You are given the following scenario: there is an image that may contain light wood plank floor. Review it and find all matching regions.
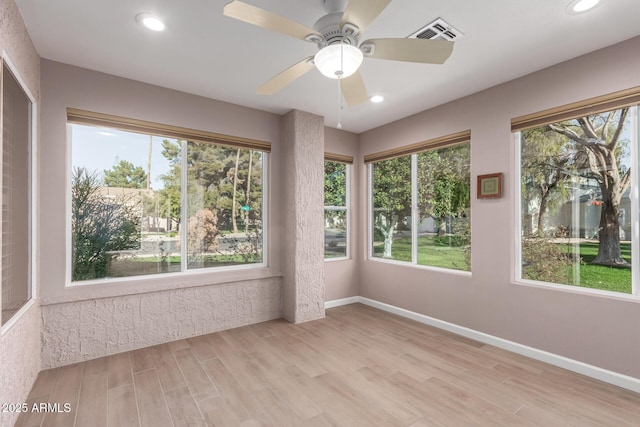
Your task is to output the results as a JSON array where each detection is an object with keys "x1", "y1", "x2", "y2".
[{"x1": 15, "y1": 303, "x2": 640, "y2": 427}]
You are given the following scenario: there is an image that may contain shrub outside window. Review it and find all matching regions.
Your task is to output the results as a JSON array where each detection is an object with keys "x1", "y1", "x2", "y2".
[
  {"x1": 369, "y1": 134, "x2": 471, "y2": 272},
  {"x1": 69, "y1": 115, "x2": 266, "y2": 283},
  {"x1": 517, "y1": 105, "x2": 638, "y2": 295}
]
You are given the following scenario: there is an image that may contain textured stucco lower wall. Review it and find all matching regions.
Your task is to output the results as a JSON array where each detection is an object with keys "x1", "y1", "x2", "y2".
[
  {"x1": 41, "y1": 278, "x2": 281, "y2": 368},
  {"x1": 0, "y1": 303, "x2": 41, "y2": 427}
]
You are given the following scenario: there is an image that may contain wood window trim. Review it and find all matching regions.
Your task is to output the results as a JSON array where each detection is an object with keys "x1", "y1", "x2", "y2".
[
  {"x1": 324, "y1": 152, "x2": 354, "y2": 164},
  {"x1": 364, "y1": 130, "x2": 471, "y2": 164},
  {"x1": 67, "y1": 108, "x2": 271, "y2": 152},
  {"x1": 511, "y1": 86, "x2": 640, "y2": 132}
]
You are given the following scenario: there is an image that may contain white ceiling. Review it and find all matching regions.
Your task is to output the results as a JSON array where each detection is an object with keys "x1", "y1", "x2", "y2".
[{"x1": 14, "y1": 0, "x2": 640, "y2": 133}]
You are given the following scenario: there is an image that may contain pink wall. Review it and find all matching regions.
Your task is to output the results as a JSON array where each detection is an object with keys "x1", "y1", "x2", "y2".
[
  {"x1": 0, "y1": 0, "x2": 41, "y2": 425},
  {"x1": 324, "y1": 126, "x2": 360, "y2": 301},
  {"x1": 357, "y1": 36, "x2": 640, "y2": 379},
  {"x1": 37, "y1": 59, "x2": 358, "y2": 365},
  {"x1": 38, "y1": 60, "x2": 287, "y2": 367},
  {"x1": 13, "y1": 0, "x2": 640, "y2": 391}
]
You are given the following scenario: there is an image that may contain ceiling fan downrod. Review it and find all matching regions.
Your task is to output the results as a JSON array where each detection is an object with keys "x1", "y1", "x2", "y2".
[{"x1": 337, "y1": 42, "x2": 344, "y2": 129}]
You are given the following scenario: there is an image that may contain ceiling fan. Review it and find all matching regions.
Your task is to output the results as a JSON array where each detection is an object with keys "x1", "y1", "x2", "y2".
[{"x1": 223, "y1": 0, "x2": 454, "y2": 107}]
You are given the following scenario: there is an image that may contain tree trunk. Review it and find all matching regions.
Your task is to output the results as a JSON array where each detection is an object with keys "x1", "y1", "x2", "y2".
[
  {"x1": 231, "y1": 149, "x2": 241, "y2": 233},
  {"x1": 146, "y1": 135, "x2": 152, "y2": 190},
  {"x1": 592, "y1": 186, "x2": 627, "y2": 266},
  {"x1": 437, "y1": 219, "x2": 446, "y2": 236},
  {"x1": 245, "y1": 152, "x2": 253, "y2": 233},
  {"x1": 382, "y1": 223, "x2": 395, "y2": 258},
  {"x1": 146, "y1": 136, "x2": 153, "y2": 230},
  {"x1": 375, "y1": 212, "x2": 397, "y2": 258},
  {"x1": 537, "y1": 190, "x2": 549, "y2": 236},
  {"x1": 547, "y1": 109, "x2": 631, "y2": 267}
]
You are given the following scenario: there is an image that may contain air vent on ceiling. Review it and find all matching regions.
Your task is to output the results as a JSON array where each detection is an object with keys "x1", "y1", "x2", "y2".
[{"x1": 408, "y1": 18, "x2": 463, "y2": 42}]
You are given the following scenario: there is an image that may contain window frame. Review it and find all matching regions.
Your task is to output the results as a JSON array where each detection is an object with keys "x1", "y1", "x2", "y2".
[
  {"x1": 512, "y1": 87, "x2": 640, "y2": 300},
  {"x1": 323, "y1": 156, "x2": 351, "y2": 261},
  {"x1": 366, "y1": 131, "x2": 472, "y2": 274},
  {"x1": 65, "y1": 110, "x2": 270, "y2": 286},
  {"x1": 0, "y1": 53, "x2": 38, "y2": 333}
]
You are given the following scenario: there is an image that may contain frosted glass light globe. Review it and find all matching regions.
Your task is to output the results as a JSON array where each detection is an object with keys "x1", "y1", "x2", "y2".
[{"x1": 314, "y1": 44, "x2": 363, "y2": 79}]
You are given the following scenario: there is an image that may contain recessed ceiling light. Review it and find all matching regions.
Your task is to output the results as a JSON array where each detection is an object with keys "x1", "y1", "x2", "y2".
[
  {"x1": 370, "y1": 95, "x2": 384, "y2": 103},
  {"x1": 567, "y1": 0, "x2": 601, "y2": 14},
  {"x1": 136, "y1": 13, "x2": 165, "y2": 31}
]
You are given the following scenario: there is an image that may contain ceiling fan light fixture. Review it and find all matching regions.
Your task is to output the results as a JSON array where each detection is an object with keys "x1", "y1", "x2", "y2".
[{"x1": 314, "y1": 44, "x2": 363, "y2": 79}]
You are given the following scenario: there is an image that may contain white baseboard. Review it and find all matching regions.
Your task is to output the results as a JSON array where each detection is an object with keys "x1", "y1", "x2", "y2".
[
  {"x1": 324, "y1": 296, "x2": 360, "y2": 309},
  {"x1": 325, "y1": 296, "x2": 640, "y2": 393}
]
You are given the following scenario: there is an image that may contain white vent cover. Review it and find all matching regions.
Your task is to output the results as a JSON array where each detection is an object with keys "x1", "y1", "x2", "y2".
[{"x1": 408, "y1": 18, "x2": 463, "y2": 41}]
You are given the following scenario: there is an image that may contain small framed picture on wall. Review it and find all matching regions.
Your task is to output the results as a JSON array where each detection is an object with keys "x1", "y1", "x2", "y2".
[{"x1": 477, "y1": 173, "x2": 503, "y2": 199}]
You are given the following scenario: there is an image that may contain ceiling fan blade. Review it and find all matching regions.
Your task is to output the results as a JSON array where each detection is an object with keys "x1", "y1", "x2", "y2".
[
  {"x1": 361, "y1": 38, "x2": 454, "y2": 64},
  {"x1": 223, "y1": 1, "x2": 321, "y2": 41},
  {"x1": 340, "y1": 71, "x2": 369, "y2": 107},
  {"x1": 257, "y1": 57, "x2": 315, "y2": 95},
  {"x1": 341, "y1": 0, "x2": 391, "y2": 34}
]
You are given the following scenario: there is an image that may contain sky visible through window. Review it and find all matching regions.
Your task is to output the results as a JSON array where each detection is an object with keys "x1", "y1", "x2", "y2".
[{"x1": 71, "y1": 124, "x2": 171, "y2": 190}]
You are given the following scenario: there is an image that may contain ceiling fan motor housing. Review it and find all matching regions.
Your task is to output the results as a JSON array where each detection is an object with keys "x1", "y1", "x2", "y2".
[{"x1": 313, "y1": 11, "x2": 360, "y2": 49}]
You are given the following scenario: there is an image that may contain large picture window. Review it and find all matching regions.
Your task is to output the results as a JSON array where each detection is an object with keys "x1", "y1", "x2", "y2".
[
  {"x1": 68, "y1": 110, "x2": 268, "y2": 283},
  {"x1": 515, "y1": 91, "x2": 639, "y2": 296},
  {"x1": 368, "y1": 132, "x2": 471, "y2": 272},
  {"x1": 324, "y1": 157, "x2": 350, "y2": 259},
  {"x1": 2, "y1": 61, "x2": 33, "y2": 325}
]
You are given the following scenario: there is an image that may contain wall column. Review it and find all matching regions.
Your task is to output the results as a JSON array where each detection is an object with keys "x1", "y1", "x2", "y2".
[{"x1": 281, "y1": 109, "x2": 325, "y2": 323}]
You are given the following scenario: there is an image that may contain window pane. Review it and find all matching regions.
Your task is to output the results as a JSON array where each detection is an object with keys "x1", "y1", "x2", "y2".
[
  {"x1": 324, "y1": 161, "x2": 348, "y2": 259},
  {"x1": 324, "y1": 161, "x2": 346, "y2": 206},
  {"x1": 186, "y1": 143, "x2": 263, "y2": 269},
  {"x1": 417, "y1": 143, "x2": 471, "y2": 271},
  {"x1": 2, "y1": 64, "x2": 31, "y2": 325},
  {"x1": 519, "y1": 107, "x2": 634, "y2": 294},
  {"x1": 371, "y1": 156, "x2": 412, "y2": 261},
  {"x1": 71, "y1": 125, "x2": 180, "y2": 281},
  {"x1": 325, "y1": 209, "x2": 347, "y2": 258}
]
